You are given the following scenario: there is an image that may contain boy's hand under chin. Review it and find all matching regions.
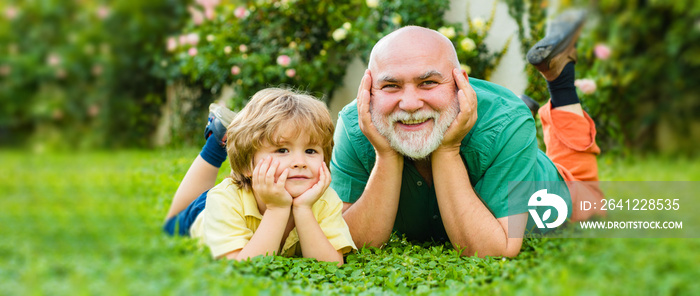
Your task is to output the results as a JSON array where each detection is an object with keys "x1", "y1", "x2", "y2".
[{"x1": 292, "y1": 164, "x2": 331, "y2": 209}]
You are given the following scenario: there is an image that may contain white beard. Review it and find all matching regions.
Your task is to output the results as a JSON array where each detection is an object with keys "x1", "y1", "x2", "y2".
[{"x1": 370, "y1": 100, "x2": 459, "y2": 160}]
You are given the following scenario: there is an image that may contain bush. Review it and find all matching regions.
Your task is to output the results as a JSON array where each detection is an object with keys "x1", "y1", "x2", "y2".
[
  {"x1": 507, "y1": 0, "x2": 700, "y2": 154},
  {"x1": 0, "y1": 0, "x2": 188, "y2": 149},
  {"x1": 1, "y1": 0, "x2": 511, "y2": 149},
  {"x1": 573, "y1": 0, "x2": 700, "y2": 155},
  {"x1": 157, "y1": 0, "x2": 509, "y2": 136}
]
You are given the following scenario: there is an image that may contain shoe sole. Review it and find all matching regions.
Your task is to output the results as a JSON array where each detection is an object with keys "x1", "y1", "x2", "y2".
[
  {"x1": 526, "y1": 10, "x2": 586, "y2": 69},
  {"x1": 208, "y1": 103, "x2": 237, "y2": 127}
]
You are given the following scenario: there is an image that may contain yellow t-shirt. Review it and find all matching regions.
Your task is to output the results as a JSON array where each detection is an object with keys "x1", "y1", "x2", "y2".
[{"x1": 190, "y1": 178, "x2": 357, "y2": 259}]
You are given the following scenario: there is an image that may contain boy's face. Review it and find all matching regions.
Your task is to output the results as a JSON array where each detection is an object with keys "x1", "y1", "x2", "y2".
[{"x1": 252, "y1": 127, "x2": 325, "y2": 198}]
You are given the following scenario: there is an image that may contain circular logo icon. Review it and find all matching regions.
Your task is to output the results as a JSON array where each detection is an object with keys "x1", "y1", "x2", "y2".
[{"x1": 528, "y1": 189, "x2": 568, "y2": 229}]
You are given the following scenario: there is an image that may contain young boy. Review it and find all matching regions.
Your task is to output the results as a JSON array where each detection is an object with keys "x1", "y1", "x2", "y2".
[{"x1": 163, "y1": 88, "x2": 356, "y2": 264}]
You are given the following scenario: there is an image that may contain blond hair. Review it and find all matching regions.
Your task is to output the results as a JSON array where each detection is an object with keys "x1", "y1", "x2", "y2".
[{"x1": 226, "y1": 88, "x2": 334, "y2": 191}]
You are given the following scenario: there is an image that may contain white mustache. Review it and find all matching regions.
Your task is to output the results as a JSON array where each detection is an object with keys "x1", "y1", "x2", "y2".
[{"x1": 387, "y1": 110, "x2": 440, "y2": 125}]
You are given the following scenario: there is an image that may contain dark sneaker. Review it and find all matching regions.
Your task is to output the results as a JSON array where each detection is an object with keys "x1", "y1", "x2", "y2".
[
  {"x1": 526, "y1": 9, "x2": 586, "y2": 81},
  {"x1": 204, "y1": 103, "x2": 236, "y2": 147},
  {"x1": 519, "y1": 94, "x2": 540, "y2": 118}
]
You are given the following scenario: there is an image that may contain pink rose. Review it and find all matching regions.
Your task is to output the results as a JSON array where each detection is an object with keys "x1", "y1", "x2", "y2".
[
  {"x1": 204, "y1": 7, "x2": 215, "y2": 20},
  {"x1": 188, "y1": 6, "x2": 204, "y2": 25},
  {"x1": 574, "y1": 79, "x2": 597, "y2": 94},
  {"x1": 234, "y1": 7, "x2": 249, "y2": 19},
  {"x1": 594, "y1": 44, "x2": 611, "y2": 60},
  {"x1": 178, "y1": 35, "x2": 187, "y2": 46},
  {"x1": 5, "y1": 6, "x2": 18, "y2": 20},
  {"x1": 188, "y1": 47, "x2": 198, "y2": 56},
  {"x1": 97, "y1": 5, "x2": 110, "y2": 20},
  {"x1": 239, "y1": 44, "x2": 248, "y2": 53},
  {"x1": 166, "y1": 37, "x2": 177, "y2": 51},
  {"x1": 186, "y1": 33, "x2": 200, "y2": 46},
  {"x1": 47, "y1": 53, "x2": 61, "y2": 66},
  {"x1": 276, "y1": 55, "x2": 291, "y2": 67},
  {"x1": 197, "y1": 0, "x2": 220, "y2": 9},
  {"x1": 231, "y1": 65, "x2": 241, "y2": 75},
  {"x1": 285, "y1": 68, "x2": 296, "y2": 78}
]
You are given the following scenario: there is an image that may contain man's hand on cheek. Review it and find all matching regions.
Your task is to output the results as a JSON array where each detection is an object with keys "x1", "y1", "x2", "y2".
[
  {"x1": 252, "y1": 156, "x2": 293, "y2": 209},
  {"x1": 437, "y1": 68, "x2": 478, "y2": 153},
  {"x1": 357, "y1": 69, "x2": 398, "y2": 158},
  {"x1": 292, "y1": 164, "x2": 330, "y2": 209}
]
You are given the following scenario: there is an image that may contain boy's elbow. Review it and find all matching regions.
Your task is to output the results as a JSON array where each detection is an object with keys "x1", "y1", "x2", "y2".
[{"x1": 329, "y1": 251, "x2": 344, "y2": 266}]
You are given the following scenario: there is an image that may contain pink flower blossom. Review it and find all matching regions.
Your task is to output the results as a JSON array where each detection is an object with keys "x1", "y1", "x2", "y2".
[
  {"x1": 276, "y1": 55, "x2": 291, "y2": 67},
  {"x1": 188, "y1": 47, "x2": 198, "y2": 56},
  {"x1": 188, "y1": 6, "x2": 204, "y2": 25},
  {"x1": 47, "y1": 53, "x2": 61, "y2": 66},
  {"x1": 234, "y1": 7, "x2": 249, "y2": 19},
  {"x1": 574, "y1": 79, "x2": 597, "y2": 94},
  {"x1": 204, "y1": 7, "x2": 215, "y2": 20},
  {"x1": 197, "y1": 0, "x2": 220, "y2": 9},
  {"x1": 186, "y1": 33, "x2": 200, "y2": 46},
  {"x1": 231, "y1": 65, "x2": 241, "y2": 75},
  {"x1": 594, "y1": 44, "x2": 611, "y2": 60},
  {"x1": 285, "y1": 69, "x2": 296, "y2": 78},
  {"x1": 96, "y1": 5, "x2": 110, "y2": 20},
  {"x1": 166, "y1": 37, "x2": 177, "y2": 52},
  {"x1": 239, "y1": 44, "x2": 248, "y2": 53},
  {"x1": 5, "y1": 6, "x2": 18, "y2": 20}
]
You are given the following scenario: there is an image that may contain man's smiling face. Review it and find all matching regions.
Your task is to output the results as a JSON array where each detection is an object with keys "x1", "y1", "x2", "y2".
[{"x1": 368, "y1": 27, "x2": 460, "y2": 160}]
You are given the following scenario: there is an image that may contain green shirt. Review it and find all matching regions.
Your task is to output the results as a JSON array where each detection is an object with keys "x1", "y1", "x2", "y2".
[{"x1": 330, "y1": 78, "x2": 570, "y2": 242}]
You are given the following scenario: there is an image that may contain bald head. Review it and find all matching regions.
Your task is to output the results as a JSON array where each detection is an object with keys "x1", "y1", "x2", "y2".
[{"x1": 368, "y1": 26, "x2": 460, "y2": 71}]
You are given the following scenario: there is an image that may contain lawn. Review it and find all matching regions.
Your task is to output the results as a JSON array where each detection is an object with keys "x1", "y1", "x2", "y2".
[{"x1": 1, "y1": 149, "x2": 698, "y2": 295}]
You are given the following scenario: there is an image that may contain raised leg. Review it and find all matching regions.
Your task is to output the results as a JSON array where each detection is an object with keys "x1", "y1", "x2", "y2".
[{"x1": 164, "y1": 103, "x2": 236, "y2": 221}]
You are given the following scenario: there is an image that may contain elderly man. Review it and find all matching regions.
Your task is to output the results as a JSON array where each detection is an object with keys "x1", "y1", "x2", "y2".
[{"x1": 330, "y1": 11, "x2": 603, "y2": 257}]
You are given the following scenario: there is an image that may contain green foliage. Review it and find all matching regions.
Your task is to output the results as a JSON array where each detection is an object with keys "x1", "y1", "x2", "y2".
[
  {"x1": 0, "y1": 0, "x2": 188, "y2": 149},
  {"x1": 572, "y1": 0, "x2": 700, "y2": 155},
  {"x1": 2, "y1": 0, "x2": 510, "y2": 149},
  {"x1": 2, "y1": 149, "x2": 700, "y2": 294},
  {"x1": 501, "y1": 0, "x2": 549, "y2": 102},
  {"x1": 155, "y1": 0, "x2": 509, "y2": 146},
  {"x1": 455, "y1": 2, "x2": 511, "y2": 81},
  {"x1": 505, "y1": 0, "x2": 700, "y2": 154},
  {"x1": 159, "y1": 0, "x2": 508, "y2": 110}
]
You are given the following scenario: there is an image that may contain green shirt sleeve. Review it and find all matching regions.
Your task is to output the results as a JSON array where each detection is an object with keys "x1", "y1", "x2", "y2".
[{"x1": 329, "y1": 103, "x2": 374, "y2": 203}]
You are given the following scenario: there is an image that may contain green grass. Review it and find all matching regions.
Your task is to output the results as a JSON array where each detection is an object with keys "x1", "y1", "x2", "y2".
[{"x1": 1, "y1": 149, "x2": 699, "y2": 295}]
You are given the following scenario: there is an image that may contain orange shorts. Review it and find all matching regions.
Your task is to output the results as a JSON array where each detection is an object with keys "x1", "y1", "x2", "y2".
[{"x1": 539, "y1": 101, "x2": 605, "y2": 221}]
